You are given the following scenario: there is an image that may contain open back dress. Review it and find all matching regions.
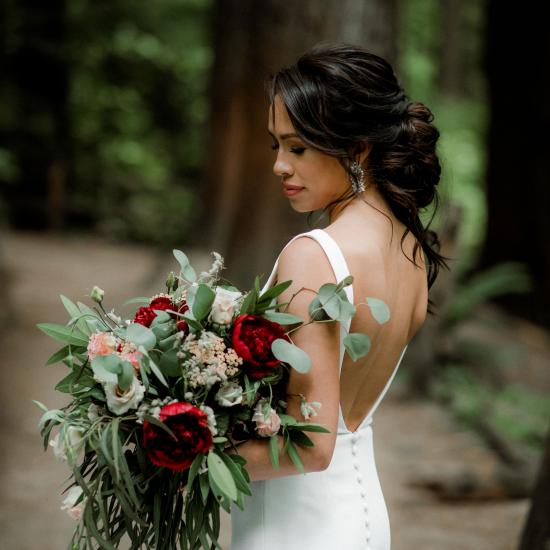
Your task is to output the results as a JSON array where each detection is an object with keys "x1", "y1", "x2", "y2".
[{"x1": 231, "y1": 228, "x2": 408, "y2": 550}]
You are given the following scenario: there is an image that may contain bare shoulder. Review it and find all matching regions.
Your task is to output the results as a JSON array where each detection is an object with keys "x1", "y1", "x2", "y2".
[{"x1": 277, "y1": 234, "x2": 336, "y2": 289}]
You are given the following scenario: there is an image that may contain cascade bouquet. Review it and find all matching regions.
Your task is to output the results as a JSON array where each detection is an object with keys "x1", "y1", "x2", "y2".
[{"x1": 34, "y1": 248, "x2": 381, "y2": 549}]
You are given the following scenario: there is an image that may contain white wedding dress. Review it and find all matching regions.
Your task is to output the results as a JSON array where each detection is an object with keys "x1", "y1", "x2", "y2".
[{"x1": 231, "y1": 228, "x2": 408, "y2": 550}]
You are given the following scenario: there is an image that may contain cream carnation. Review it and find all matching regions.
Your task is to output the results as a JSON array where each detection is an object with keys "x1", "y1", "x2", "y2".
[{"x1": 87, "y1": 331, "x2": 117, "y2": 361}]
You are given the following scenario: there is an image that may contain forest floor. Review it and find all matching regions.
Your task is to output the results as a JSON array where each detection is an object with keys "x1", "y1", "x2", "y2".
[{"x1": 0, "y1": 230, "x2": 534, "y2": 550}]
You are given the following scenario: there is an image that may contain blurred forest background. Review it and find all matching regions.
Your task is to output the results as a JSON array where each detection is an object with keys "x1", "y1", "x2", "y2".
[{"x1": 0, "y1": 0, "x2": 549, "y2": 549}]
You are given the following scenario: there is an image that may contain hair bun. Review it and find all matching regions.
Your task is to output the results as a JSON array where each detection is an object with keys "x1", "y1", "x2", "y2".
[{"x1": 378, "y1": 100, "x2": 441, "y2": 209}]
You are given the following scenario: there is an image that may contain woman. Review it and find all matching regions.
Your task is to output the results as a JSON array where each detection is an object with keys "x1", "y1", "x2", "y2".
[{"x1": 229, "y1": 42, "x2": 449, "y2": 550}]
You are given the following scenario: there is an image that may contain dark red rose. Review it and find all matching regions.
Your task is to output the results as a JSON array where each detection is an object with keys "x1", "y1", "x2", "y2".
[
  {"x1": 176, "y1": 302, "x2": 189, "y2": 333},
  {"x1": 231, "y1": 314, "x2": 290, "y2": 379},
  {"x1": 133, "y1": 296, "x2": 181, "y2": 327},
  {"x1": 133, "y1": 306, "x2": 157, "y2": 327},
  {"x1": 142, "y1": 402, "x2": 212, "y2": 471},
  {"x1": 149, "y1": 296, "x2": 174, "y2": 311}
]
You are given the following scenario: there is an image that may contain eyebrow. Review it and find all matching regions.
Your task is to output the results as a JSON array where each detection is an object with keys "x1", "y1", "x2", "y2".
[{"x1": 267, "y1": 129, "x2": 299, "y2": 140}]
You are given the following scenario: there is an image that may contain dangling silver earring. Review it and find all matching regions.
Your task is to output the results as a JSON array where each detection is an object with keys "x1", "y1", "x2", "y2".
[{"x1": 349, "y1": 160, "x2": 366, "y2": 194}]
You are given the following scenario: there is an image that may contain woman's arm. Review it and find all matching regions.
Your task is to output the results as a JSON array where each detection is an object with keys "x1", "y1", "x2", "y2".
[
  {"x1": 228, "y1": 236, "x2": 342, "y2": 482},
  {"x1": 226, "y1": 427, "x2": 327, "y2": 482}
]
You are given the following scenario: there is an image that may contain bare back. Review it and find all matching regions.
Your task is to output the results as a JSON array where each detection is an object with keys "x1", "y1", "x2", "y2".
[{"x1": 323, "y1": 214, "x2": 428, "y2": 432}]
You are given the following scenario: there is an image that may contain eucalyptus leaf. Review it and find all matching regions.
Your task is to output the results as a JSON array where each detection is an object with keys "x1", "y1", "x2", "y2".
[
  {"x1": 159, "y1": 348, "x2": 181, "y2": 377},
  {"x1": 343, "y1": 332, "x2": 372, "y2": 361},
  {"x1": 121, "y1": 296, "x2": 150, "y2": 307},
  {"x1": 366, "y1": 297, "x2": 391, "y2": 324},
  {"x1": 117, "y1": 360, "x2": 135, "y2": 391},
  {"x1": 126, "y1": 323, "x2": 156, "y2": 350},
  {"x1": 271, "y1": 338, "x2": 312, "y2": 374},
  {"x1": 192, "y1": 284, "x2": 216, "y2": 322},
  {"x1": 91, "y1": 355, "x2": 121, "y2": 384},
  {"x1": 173, "y1": 249, "x2": 197, "y2": 282},
  {"x1": 261, "y1": 311, "x2": 304, "y2": 325}
]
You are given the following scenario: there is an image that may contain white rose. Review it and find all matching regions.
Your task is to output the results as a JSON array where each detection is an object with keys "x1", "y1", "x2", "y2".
[
  {"x1": 49, "y1": 425, "x2": 86, "y2": 463},
  {"x1": 209, "y1": 287, "x2": 242, "y2": 324},
  {"x1": 61, "y1": 485, "x2": 87, "y2": 520},
  {"x1": 215, "y1": 382, "x2": 243, "y2": 407},
  {"x1": 103, "y1": 376, "x2": 145, "y2": 415}
]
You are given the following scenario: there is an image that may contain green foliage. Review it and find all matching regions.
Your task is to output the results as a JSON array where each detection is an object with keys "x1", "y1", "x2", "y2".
[
  {"x1": 433, "y1": 366, "x2": 550, "y2": 452},
  {"x1": 66, "y1": 0, "x2": 214, "y2": 245}
]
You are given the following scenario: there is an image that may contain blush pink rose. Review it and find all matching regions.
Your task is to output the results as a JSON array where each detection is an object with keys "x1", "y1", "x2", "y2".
[
  {"x1": 87, "y1": 332, "x2": 117, "y2": 361},
  {"x1": 252, "y1": 401, "x2": 281, "y2": 437},
  {"x1": 118, "y1": 351, "x2": 142, "y2": 371}
]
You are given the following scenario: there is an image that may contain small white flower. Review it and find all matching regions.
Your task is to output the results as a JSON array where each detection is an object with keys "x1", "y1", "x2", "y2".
[
  {"x1": 215, "y1": 382, "x2": 243, "y2": 407},
  {"x1": 299, "y1": 395, "x2": 321, "y2": 420},
  {"x1": 103, "y1": 377, "x2": 145, "y2": 415},
  {"x1": 209, "y1": 287, "x2": 242, "y2": 325},
  {"x1": 49, "y1": 425, "x2": 86, "y2": 463},
  {"x1": 200, "y1": 404, "x2": 218, "y2": 436},
  {"x1": 61, "y1": 485, "x2": 87, "y2": 520}
]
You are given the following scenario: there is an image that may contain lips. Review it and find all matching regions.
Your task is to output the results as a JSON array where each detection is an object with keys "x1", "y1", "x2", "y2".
[{"x1": 282, "y1": 184, "x2": 304, "y2": 191}]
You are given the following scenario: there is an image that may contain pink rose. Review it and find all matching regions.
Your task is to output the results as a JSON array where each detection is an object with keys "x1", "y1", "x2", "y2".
[
  {"x1": 87, "y1": 331, "x2": 117, "y2": 361},
  {"x1": 252, "y1": 400, "x2": 281, "y2": 437}
]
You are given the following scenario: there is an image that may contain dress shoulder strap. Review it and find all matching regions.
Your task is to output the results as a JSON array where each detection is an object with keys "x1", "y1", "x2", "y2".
[{"x1": 261, "y1": 229, "x2": 354, "y2": 329}]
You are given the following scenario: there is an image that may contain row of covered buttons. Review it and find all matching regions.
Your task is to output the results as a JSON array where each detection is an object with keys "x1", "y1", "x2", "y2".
[{"x1": 351, "y1": 432, "x2": 371, "y2": 547}]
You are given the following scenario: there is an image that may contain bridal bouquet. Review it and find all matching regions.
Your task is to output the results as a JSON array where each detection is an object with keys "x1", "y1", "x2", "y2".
[{"x1": 34, "y1": 248, "x2": 376, "y2": 549}]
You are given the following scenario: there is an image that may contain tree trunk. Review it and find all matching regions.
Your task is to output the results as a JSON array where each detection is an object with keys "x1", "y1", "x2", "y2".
[
  {"x1": 478, "y1": 0, "x2": 550, "y2": 327},
  {"x1": 518, "y1": 428, "x2": 550, "y2": 550},
  {"x1": 197, "y1": 0, "x2": 398, "y2": 287}
]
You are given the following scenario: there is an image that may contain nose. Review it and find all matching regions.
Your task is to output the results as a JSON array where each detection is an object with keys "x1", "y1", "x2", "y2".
[{"x1": 273, "y1": 155, "x2": 293, "y2": 178}]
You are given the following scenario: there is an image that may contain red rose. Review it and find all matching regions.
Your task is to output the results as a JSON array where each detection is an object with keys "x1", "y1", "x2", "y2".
[
  {"x1": 142, "y1": 402, "x2": 212, "y2": 471},
  {"x1": 133, "y1": 296, "x2": 182, "y2": 327},
  {"x1": 133, "y1": 306, "x2": 157, "y2": 327},
  {"x1": 231, "y1": 314, "x2": 290, "y2": 379}
]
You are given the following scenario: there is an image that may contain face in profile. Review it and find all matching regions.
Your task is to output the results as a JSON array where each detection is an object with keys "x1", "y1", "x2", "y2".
[{"x1": 267, "y1": 94, "x2": 351, "y2": 213}]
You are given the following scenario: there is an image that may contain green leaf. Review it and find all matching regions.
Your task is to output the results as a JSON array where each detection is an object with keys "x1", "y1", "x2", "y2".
[
  {"x1": 117, "y1": 360, "x2": 135, "y2": 391},
  {"x1": 286, "y1": 440, "x2": 305, "y2": 474},
  {"x1": 219, "y1": 452, "x2": 252, "y2": 495},
  {"x1": 343, "y1": 332, "x2": 372, "y2": 361},
  {"x1": 239, "y1": 288, "x2": 257, "y2": 315},
  {"x1": 45, "y1": 345, "x2": 72, "y2": 366},
  {"x1": 366, "y1": 297, "x2": 391, "y2": 324},
  {"x1": 60, "y1": 295, "x2": 92, "y2": 335},
  {"x1": 140, "y1": 348, "x2": 169, "y2": 387},
  {"x1": 291, "y1": 422, "x2": 331, "y2": 433},
  {"x1": 278, "y1": 414, "x2": 297, "y2": 426},
  {"x1": 36, "y1": 323, "x2": 89, "y2": 347},
  {"x1": 91, "y1": 354, "x2": 121, "y2": 384},
  {"x1": 159, "y1": 348, "x2": 181, "y2": 377},
  {"x1": 268, "y1": 435, "x2": 280, "y2": 470},
  {"x1": 173, "y1": 249, "x2": 197, "y2": 282},
  {"x1": 192, "y1": 284, "x2": 216, "y2": 322},
  {"x1": 126, "y1": 323, "x2": 156, "y2": 350},
  {"x1": 261, "y1": 311, "x2": 304, "y2": 325},
  {"x1": 271, "y1": 338, "x2": 312, "y2": 374},
  {"x1": 199, "y1": 472, "x2": 210, "y2": 504},
  {"x1": 32, "y1": 399, "x2": 49, "y2": 413},
  {"x1": 187, "y1": 454, "x2": 203, "y2": 490},
  {"x1": 259, "y1": 279, "x2": 292, "y2": 302},
  {"x1": 289, "y1": 430, "x2": 314, "y2": 447},
  {"x1": 207, "y1": 451, "x2": 237, "y2": 501}
]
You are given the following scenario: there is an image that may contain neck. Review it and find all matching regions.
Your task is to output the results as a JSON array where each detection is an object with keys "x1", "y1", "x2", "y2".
[{"x1": 328, "y1": 183, "x2": 391, "y2": 224}]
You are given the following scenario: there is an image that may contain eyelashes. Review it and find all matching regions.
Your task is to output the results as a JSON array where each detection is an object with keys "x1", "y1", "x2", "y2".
[{"x1": 270, "y1": 144, "x2": 306, "y2": 155}]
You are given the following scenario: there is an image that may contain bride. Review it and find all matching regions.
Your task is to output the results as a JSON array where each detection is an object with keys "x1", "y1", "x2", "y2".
[{"x1": 228, "y1": 42, "x2": 448, "y2": 550}]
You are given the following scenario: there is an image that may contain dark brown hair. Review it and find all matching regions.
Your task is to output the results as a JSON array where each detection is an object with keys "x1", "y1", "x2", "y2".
[{"x1": 265, "y1": 41, "x2": 450, "y2": 315}]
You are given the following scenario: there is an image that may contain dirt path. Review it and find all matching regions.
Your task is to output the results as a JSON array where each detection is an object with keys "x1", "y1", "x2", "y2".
[{"x1": 0, "y1": 231, "x2": 529, "y2": 549}]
